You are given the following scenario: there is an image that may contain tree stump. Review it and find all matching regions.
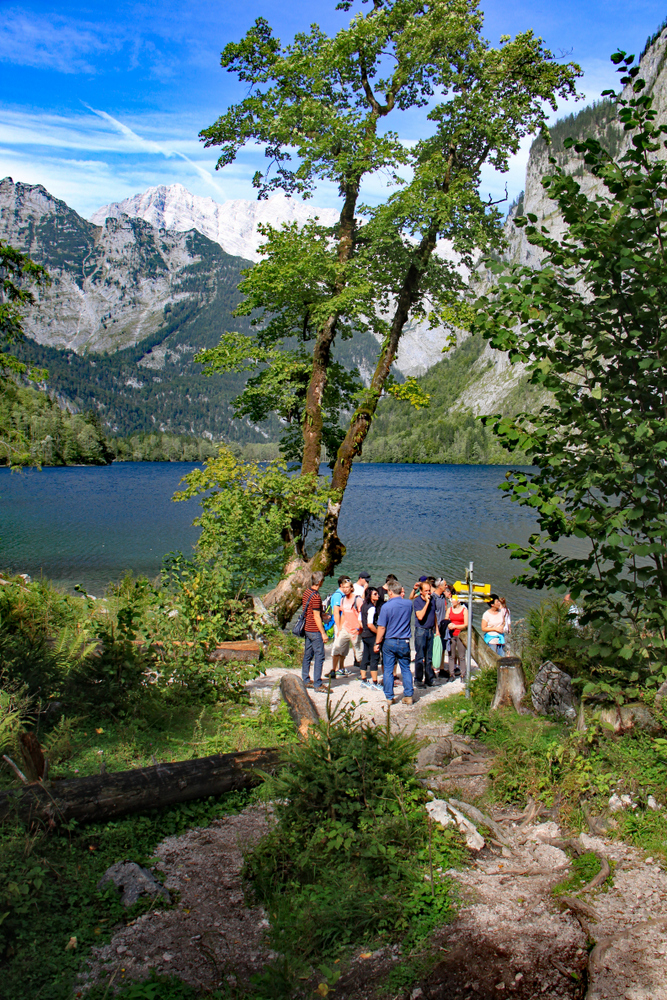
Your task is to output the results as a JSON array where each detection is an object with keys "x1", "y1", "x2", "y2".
[
  {"x1": 280, "y1": 674, "x2": 320, "y2": 737},
  {"x1": 490, "y1": 656, "x2": 527, "y2": 712}
]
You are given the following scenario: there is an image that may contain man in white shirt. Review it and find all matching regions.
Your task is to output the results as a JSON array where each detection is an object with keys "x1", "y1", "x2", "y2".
[{"x1": 353, "y1": 571, "x2": 370, "y2": 599}]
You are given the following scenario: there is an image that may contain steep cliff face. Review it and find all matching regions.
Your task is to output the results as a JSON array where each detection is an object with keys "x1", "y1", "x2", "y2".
[
  {"x1": 0, "y1": 178, "x2": 250, "y2": 355},
  {"x1": 506, "y1": 27, "x2": 667, "y2": 267}
]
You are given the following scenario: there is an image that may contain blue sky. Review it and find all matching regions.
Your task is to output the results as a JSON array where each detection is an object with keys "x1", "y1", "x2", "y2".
[{"x1": 1, "y1": 0, "x2": 666, "y2": 219}]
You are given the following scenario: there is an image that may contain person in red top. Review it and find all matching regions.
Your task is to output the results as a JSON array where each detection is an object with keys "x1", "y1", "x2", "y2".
[
  {"x1": 447, "y1": 591, "x2": 469, "y2": 681},
  {"x1": 301, "y1": 572, "x2": 328, "y2": 693}
]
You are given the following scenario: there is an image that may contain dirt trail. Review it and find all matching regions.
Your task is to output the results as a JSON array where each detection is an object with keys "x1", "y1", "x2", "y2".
[{"x1": 82, "y1": 661, "x2": 667, "y2": 999}]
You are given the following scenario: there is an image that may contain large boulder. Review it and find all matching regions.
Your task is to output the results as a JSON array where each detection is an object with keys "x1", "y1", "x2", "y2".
[{"x1": 530, "y1": 661, "x2": 577, "y2": 722}]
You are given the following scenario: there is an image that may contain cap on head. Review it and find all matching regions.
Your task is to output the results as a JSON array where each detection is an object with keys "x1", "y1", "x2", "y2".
[
  {"x1": 419, "y1": 575, "x2": 428, "y2": 582},
  {"x1": 358, "y1": 571, "x2": 370, "y2": 580}
]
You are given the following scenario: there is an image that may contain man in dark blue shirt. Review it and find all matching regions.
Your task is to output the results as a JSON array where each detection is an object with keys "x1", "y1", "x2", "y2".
[
  {"x1": 374, "y1": 580, "x2": 414, "y2": 705},
  {"x1": 413, "y1": 581, "x2": 436, "y2": 687}
]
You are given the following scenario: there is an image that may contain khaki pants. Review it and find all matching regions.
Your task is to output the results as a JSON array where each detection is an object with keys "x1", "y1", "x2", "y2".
[{"x1": 332, "y1": 627, "x2": 363, "y2": 662}]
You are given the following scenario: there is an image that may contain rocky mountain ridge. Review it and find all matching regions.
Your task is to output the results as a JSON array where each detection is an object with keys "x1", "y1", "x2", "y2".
[{"x1": 90, "y1": 184, "x2": 340, "y2": 264}]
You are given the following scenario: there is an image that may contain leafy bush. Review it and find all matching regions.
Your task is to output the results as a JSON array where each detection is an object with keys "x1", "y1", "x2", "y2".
[{"x1": 244, "y1": 701, "x2": 462, "y2": 969}]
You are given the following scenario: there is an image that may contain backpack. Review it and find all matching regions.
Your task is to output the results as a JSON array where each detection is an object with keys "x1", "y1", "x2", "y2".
[{"x1": 292, "y1": 590, "x2": 318, "y2": 638}]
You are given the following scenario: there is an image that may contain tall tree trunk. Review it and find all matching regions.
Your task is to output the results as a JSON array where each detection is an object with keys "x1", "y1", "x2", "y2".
[
  {"x1": 318, "y1": 227, "x2": 439, "y2": 574},
  {"x1": 300, "y1": 182, "x2": 360, "y2": 477}
]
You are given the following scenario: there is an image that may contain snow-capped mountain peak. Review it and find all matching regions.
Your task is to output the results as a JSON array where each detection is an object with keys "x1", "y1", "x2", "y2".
[{"x1": 90, "y1": 184, "x2": 339, "y2": 262}]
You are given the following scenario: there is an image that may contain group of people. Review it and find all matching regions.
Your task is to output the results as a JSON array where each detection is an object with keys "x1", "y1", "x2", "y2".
[{"x1": 300, "y1": 571, "x2": 511, "y2": 707}]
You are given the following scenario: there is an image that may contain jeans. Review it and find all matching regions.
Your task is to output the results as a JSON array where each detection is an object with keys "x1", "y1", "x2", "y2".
[
  {"x1": 360, "y1": 636, "x2": 380, "y2": 674},
  {"x1": 302, "y1": 631, "x2": 325, "y2": 688},
  {"x1": 414, "y1": 626, "x2": 435, "y2": 684},
  {"x1": 382, "y1": 637, "x2": 413, "y2": 701}
]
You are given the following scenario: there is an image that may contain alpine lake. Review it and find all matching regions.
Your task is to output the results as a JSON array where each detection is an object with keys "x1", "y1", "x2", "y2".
[{"x1": 0, "y1": 461, "x2": 583, "y2": 617}]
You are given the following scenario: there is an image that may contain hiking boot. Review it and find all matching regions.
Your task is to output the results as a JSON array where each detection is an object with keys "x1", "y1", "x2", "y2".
[{"x1": 401, "y1": 696, "x2": 414, "y2": 706}]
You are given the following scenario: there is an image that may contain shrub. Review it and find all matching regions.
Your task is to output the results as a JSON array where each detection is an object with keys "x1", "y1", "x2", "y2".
[{"x1": 244, "y1": 701, "x2": 462, "y2": 968}]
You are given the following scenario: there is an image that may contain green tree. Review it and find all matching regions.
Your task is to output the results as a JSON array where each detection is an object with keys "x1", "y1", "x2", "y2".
[
  {"x1": 0, "y1": 241, "x2": 49, "y2": 467},
  {"x1": 474, "y1": 52, "x2": 667, "y2": 696},
  {"x1": 199, "y1": 0, "x2": 579, "y2": 620}
]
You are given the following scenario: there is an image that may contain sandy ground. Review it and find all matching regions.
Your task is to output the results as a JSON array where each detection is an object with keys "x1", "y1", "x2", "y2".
[{"x1": 81, "y1": 647, "x2": 667, "y2": 999}]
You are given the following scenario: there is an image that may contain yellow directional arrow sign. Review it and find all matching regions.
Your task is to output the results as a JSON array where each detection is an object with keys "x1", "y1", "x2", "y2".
[{"x1": 453, "y1": 581, "x2": 491, "y2": 597}]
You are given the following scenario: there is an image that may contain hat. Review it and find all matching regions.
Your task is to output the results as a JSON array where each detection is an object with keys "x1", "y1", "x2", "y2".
[
  {"x1": 419, "y1": 575, "x2": 428, "y2": 582},
  {"x1": 358, "y1": 571, "x2": 370, "y2": 580}
]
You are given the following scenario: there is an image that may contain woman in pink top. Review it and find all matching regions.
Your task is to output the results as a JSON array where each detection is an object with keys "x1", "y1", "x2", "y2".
[{"x1": 330, "y1": 583, "x2": 363, "y2": 678}]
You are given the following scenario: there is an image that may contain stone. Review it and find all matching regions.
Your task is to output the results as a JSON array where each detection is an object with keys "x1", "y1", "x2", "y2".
[
  {"x1": 608, "y1": 793, "x2": 625, "y2": 813},
  {"x1": 98, "y1": 861, "x2": 170, "y2": 907},
  {"x1": 654, "y1": 680, "x2": 667, "y2": 708},
  {"x1": 597, "y1": 703, "x2": 659, "y2": 734},
  {"x1": 647, "y1": 795, "x2": 661, "y2": 811},
  {"x1": 530, "y1": 661, "x2": 577, "y2": 721}
]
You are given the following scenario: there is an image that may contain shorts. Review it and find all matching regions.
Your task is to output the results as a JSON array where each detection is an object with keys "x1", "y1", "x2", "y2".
[{"x1": 332, "y1": 626, "x2": 363, "y2": 661}]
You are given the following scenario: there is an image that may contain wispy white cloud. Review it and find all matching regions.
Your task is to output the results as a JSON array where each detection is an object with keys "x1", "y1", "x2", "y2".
[
  {"x1": 0, "y1": 9, "x2": 117, "y2": 74},
  {"x1": 81, "y1": 103, "x2": 226, "y2": 195}
]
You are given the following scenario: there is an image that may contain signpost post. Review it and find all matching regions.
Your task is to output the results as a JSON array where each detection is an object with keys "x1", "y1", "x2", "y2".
[{"x1": 452, "y1": 563, "x2": 491, "y2": 699}]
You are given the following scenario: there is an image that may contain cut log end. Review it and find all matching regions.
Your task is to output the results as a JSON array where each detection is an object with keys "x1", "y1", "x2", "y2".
[{"x1": 280, "y1": 674, "x2": 320, "y2": 737}]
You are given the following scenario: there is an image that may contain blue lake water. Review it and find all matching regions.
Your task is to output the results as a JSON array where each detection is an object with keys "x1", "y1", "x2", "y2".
[{"x1": 0, "y1": 462, "x2": 564, "y2": 616}]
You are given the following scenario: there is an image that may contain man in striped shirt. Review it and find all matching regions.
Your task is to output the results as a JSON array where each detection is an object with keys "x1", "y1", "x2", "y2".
[{"x1": 301, "y1": 571, "x2": 329, "y2": 693}]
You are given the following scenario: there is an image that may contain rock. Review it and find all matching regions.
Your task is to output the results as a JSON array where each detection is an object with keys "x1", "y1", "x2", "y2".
[
  {"x1": 647, "y1": 795, "x2": 661, "y2": 811},
  {"x1": 608, "y1": 793, "x2": 624, "y2": 813},
  {"x1": 654, "y1": 680, "x2": 667, "y2": 708},
  {"x1": 425, "y1": 799, "x2": 454, "y2": 828},
  {"x1": 530, "y1": 661, "x2": 577, "y2": 721},
  {"x1": 597, "y1": 703, "x2": 659, "y2": 734},
  {"x1": 98, "y1": 862, "x2": 170, "y2": 907},
  {"x1": 426, "y1": 799, "x2": 485, "y2": 851}
]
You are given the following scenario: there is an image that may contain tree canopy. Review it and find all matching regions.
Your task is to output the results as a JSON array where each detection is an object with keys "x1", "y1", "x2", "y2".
[
  {"x1": 196, "y1": 0, "x2": 581, "y2": 620},
  {"x1": 475, "y1": 51, "x2": 667, "y2": 695}
]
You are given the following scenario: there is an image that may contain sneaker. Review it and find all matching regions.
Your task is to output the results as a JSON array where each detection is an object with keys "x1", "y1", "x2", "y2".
[
  {"x1": 360, "y1": 679, "x2": 373, "y2": 689},
  {"x1": 339, "y1": 667, "x2": 351, "y2": 677},
  {"x1": 326, "y1": 670, "x2": 337, "y2": 679},
  {"x1": 438, "y1": 670, "x2": 447, "y2": 678},
  {"x1": 373, "y1": 681, "x2": 384, "y2": 691},
  {"x1": 401, "y1": 696, "x2": 414, "y2": 705}
]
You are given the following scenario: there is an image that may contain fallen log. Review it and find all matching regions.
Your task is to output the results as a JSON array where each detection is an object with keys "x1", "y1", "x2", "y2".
[
  {"x1": 280, "y1": 674, "x2": 320, "y2": 737},
  {"x1": 0, "y1": 746, "x2": 281, "y2": 827}
]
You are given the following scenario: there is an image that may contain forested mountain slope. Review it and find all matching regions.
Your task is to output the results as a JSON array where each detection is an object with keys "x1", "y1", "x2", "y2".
[{"x1": 1, "y1": 179, "x2": 398, "y2": 442}]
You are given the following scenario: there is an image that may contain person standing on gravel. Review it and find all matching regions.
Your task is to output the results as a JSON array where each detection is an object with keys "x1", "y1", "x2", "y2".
[
  {"x1": 413, "y1": 580, "x2": 437, "y2": 688},
  {"x1": 330, "y1": 579, "x2": 363, "y2": 679},
  {"x1": 374, "y1": 580, "x2": 414, "y2": 706},
  {"x1": 301, "y1": 572, "x2": 329, "y2": 693}
]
